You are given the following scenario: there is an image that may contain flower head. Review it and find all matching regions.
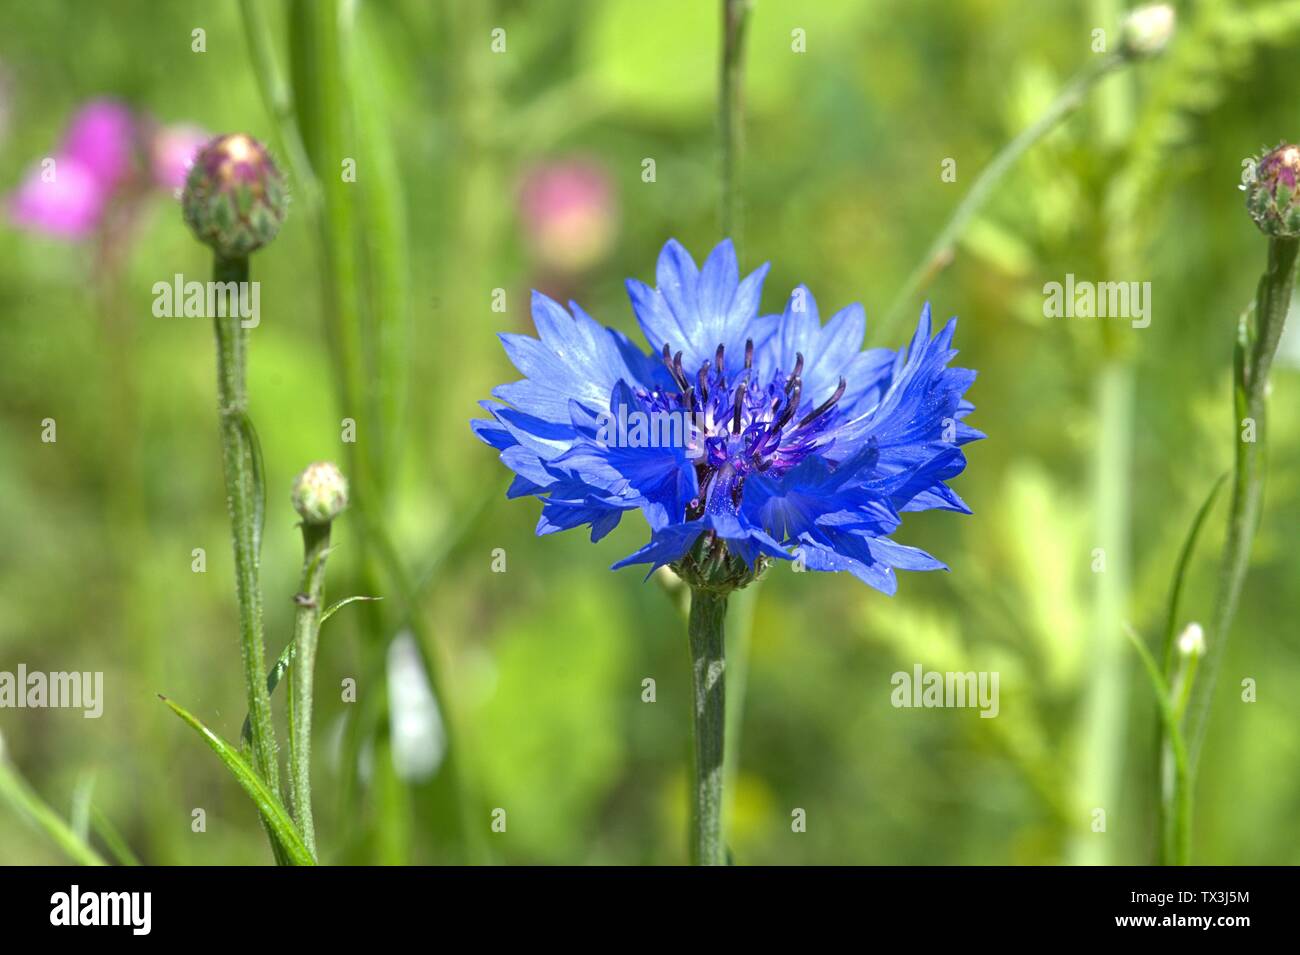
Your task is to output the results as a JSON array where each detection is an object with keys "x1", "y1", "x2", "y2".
[
  {"x1": 292, "y1": 462, "x2": 349, "y2": 524},
  {"x1": 473, "y1": 239, "x2": 982, "y2": 595},
  {"x1": 1245, "y1": 143, "x2": 1300, "y2": 238},
  {"x1": 1119, "y1": 4, "x2": 1176, "y2": 59},
  {"x1": 181, "y1": 133, "x2": 288, "y2": 257}
]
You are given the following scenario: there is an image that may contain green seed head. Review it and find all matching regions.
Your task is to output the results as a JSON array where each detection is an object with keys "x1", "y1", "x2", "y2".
[
  {"x1": 292, "y1": 462, "x2": 349, "y2": 525},
  {"x1": 1119, "y1": 4, "x2": 1175, "y2": 59},
  {"x1": 181, "y1": 133, "x2": 288, "y2": 257},
  {"x1": 1246, "y1": 143, "x2": 1300, "y2": 238}
]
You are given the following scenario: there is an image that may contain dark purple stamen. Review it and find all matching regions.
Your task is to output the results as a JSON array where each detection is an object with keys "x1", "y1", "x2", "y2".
[
  {"x1": 662, "y1": 344, "x2": 691, "y2": 393},
  {"x1": 771, "y1": 378, "x2": 802, "y2": 433},
  {"x1": 732, "y1": 383, "x2": 746, "y2": 434},
  {"x1": 715, "y1": 343, "x2": 725, "y2": 373},
  {"x1": 785, "y1": 352, "x2": 804, "y2": 395},
  {"x1": 797, "y1": 377, "x2": 846, "y2": 429}
]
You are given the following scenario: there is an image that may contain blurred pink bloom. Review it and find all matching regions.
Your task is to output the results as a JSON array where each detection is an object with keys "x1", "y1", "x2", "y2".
[
  {"x1": 8, "y1": 97, "x2": 203, "y2": 239},
  {"x1": 8, "y1": 98, "x2": 136, "y2": 238},
  {"x1": 519, "y1": 159, "x2": 617, "y2": 273},
  {"x1": 9, "y1": 155, "x2": 107, "y2": 238},
  {"x1": 62, "y1": 99, "x2": 136, "y2": 192},
  {"x1": 150, "y1": 123, "x2": 209, "y2": 192}
]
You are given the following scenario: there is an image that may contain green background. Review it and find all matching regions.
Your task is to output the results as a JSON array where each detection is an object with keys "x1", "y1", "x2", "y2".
[{"x1": 1, "y1": 0, "x2": 1298, "y2": 865}]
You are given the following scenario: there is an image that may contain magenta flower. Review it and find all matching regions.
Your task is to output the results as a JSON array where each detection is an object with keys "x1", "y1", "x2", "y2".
[
  {"x1": 8, "y1": 98, "x2": 206, "y2": 240},
  {"x1": 62, "y1": 99, "x2": 136, "y2": 191},
  {"x1": 9, "y1": 99, "x2": 134, "y2": 238},
  {"x1": 9, "y1": 155, "x2": 106, "y2": 238}
]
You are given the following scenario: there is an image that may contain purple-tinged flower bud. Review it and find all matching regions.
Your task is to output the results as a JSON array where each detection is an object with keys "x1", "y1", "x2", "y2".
[
  {"x1": 1246, "y1": 143, "x2": 1300, "y2": 238},
  {"x1": 292, "y1": 462, "x2": 349, "y2": 525},
  {"x1": 1120, "y1": 4, "x2": 1175, "y2": 59},
  {"x1": 181, "y1": 133, "x2": 287, "y2": 257}
]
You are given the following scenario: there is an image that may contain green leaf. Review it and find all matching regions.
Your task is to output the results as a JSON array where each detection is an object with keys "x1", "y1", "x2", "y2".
[
  {"x1": 0, "y1": 755, "x2": 107, "y2": 866},
  {"x1": 320, "y1": 594, "x2": 381, "y2": 625},
  {"x1": 240, "y1": 594, "x2": 378, "y2": 743},
  {"x1": 91, "y1": 805, "x2": 141, "y2": 867},
  {"x1": 160, "y1": 696, "x2": 316, "y2": 865},
  {"x1": 1160, "y1": 472, "x2": 1228, "y2": 677},
  {"x1": 1124, "y1": 623, "x2": 1188, "y2": 775}
]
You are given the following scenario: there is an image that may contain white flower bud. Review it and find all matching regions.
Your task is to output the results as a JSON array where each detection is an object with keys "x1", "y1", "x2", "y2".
[
  {"x1": 1176, "y1": 622, "x2": 1205, "y2": 658},
  {"x1": 1120, "y1": 4, "x2": 1176, "y2": 59},
  {"x1": 292, "y1": 461, "x2": 349, "y2": 524}
]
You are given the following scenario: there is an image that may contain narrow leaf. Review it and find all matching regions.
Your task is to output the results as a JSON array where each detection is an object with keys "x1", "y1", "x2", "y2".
[
  {"x1": 160, "y1": 695, "x2": 315, "y2": 865},
  {"x1": 0, "y1": 757, "x2": 107, "y2": 866},
  {"x1": 91, "y1": 805, "x2": 141, "y2": 867},
  {"x1": 240, "y1": 594, "x2": 377, "y2": 743},
  {"x1": 321, "y1": 594, "x2": 381, "y2": 625},
  {"x1": 1123, "y1": 623, "x2": 1181, "y2": 745},
  {"x1": 1160, "y1": 472, "x2": 1228, "y2": 677}
]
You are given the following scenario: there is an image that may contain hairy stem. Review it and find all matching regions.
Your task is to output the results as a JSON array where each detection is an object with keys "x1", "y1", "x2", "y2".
[
  {"x1": 1187, "y1": 236, "x2": 1299, "y2": 765},
  {"x1": 688, "y1": 588, "x2": 728, "y2": 865},
  {"x1": 289, "y1": 521, "x2": 332, "y2": 857},
  {"x1": 211, "y1": 253, "x2": 284, "y2": 863}
]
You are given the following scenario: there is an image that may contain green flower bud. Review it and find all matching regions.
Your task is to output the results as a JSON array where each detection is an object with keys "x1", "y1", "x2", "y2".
[
  {"x1": 1119, "y1": 4, "x2": 1175, "y2": 59},
  {"x1": 1246, "y1": 143, "x2": 1300, "y2": 238},
  {"x1": 292, "y1": 462, "x2": 349, "y2": 525},
  {"x1": 181, "y1": 133, "x2": 288, "y2": 257},
  {"x1": 672, "y1": 534, "x2": 770, "y2": 595}
]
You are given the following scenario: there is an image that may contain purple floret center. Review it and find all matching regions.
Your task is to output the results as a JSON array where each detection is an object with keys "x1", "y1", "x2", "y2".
[{"x1": 636, "y1": 339, "x2": 846, "y2": 519}]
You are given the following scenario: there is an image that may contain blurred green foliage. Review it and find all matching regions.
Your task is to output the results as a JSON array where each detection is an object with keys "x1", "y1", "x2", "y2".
[{"x1": 1, "y1": 0, "x2": 1299, "y2": 865}]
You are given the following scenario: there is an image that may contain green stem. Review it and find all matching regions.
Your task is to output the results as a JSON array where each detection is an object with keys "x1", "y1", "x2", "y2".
[
  {"x1": 719, "y1": 0, "x2": 750, "y2": 241},
  {"x1": 289, "y1": 521, "x2": 332, "y2": 857},
  {"x1": 211, "y1": 252, "x2": 284, "y2": 863},
  {"x1": 1164, "y1": 734, "x2": 1191, "y2": 866},
  {"x1": 881, "y1": 53, "x2": 1125, "y2": 338},
  {"x1": 1161, "y1": 646, "x2": 1198, "y2": 866},
  {"x1": 687, "y1": 588, "x2": 728, "y2": 865},
  {"x1": 237, "y1": 0, "x2": 323, "y2": 223},
  {"x1": 1073, "y1": 359, "x2": 1133, "y2": 866},
  {"x1": 0, "y1": 756, "x2": 108, "y2": 866},
  {"x1": 1187, "y1": 236, "x2": 1299, "y2": 766},
  {"x1": 722, "y1": 582, "x2": 758, "y2": 794},
  {"x1": 1154, "y1": 474, "x2": 1225, "y2": 865},
  {"x1": 1123, "y1": 625, "x2": 1190, "y2": 867}
]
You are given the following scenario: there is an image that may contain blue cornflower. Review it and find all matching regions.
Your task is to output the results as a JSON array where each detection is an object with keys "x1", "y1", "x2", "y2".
[{"x1": 473, "y1": 239, "x2": 982, "y2": 594}]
